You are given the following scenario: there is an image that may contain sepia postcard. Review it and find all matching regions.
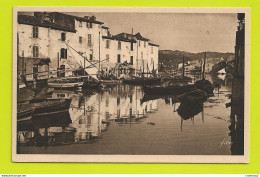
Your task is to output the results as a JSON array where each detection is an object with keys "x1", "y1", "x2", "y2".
[{"x1": 12, "y1": 7, "x2": 250, "y2": 163}]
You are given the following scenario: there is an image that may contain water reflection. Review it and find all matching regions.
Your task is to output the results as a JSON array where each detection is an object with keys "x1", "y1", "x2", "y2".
[
  {"x1": 17, "y1": 74, "x2": 244, "y2": 155},
  {"x1": 18, "y1": 84, "x2": 159, "y2": 146}
]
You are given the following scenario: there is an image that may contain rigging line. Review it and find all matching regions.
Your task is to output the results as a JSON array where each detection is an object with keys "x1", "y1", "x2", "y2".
[
  {"x1": 67, "y1": 46, "x2": 82, "y2": 67},
  {"x1": 67, "y1": 47, "x2": 80, "y2": 67},
  {"x1": 63, "y1": 40, "x2": 98, "y2": 69},
  {"x1": 20, "y1": 59, "x2": 108, "y2": 77}
]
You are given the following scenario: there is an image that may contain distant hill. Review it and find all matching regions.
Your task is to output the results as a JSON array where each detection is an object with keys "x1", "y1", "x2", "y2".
[{"x1": 159, "y1": 50, "x2": 235, "y2": 70}]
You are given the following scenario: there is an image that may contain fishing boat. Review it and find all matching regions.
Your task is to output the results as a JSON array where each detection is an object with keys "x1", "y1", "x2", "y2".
[
  {"x1": 30, "y1": 98, "x2": 72, "y2": 119},
  {"x1": 143, "y1": 52, "x2": 214, "y2": 95},
  {"x1": 48, "y1": 77, "x2": 83, "y2": 89},
  {"x1": 178, "y1": 89, "x2": 207, "y2": 104},
  {"x1": 194, "y1": 79, "x2": 214, "y2": 95},
  {"x1": 123, "y1": 77, "x2": 161, "y2": 85},
  {"x1": 17, "y1": 98, "x2": 72, "y2": 133},
  {"x1": 17, "y1": 103, "x2": 35, "y2": 121},
  {"x1": 82, "y1": 78, "x2": 103, "y2": 90},
  {"x1": 48, "y1": 81, "x2": 83, "y2": 89},
  {"x1": 177, "y1": 101, "x2": 203, "y2": 120},
  {"x1": 165, "y1": 75, "x2": 193, "y2": 83},
  {"x1": 142, "y1": 82, "x2": 197, "y2": 95},
  {"x1": 143, "y1": 78, "x2": 214, "y2": 95}
]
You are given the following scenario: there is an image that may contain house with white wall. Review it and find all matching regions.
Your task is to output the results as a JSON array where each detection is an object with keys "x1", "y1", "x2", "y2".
[{"x1": 17, "y1": 12, "x2": 159, "y2": 80}]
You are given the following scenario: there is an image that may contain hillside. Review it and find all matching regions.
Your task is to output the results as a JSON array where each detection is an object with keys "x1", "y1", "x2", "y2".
[{"x1": 159, "y1": 50, "x2": 235, "y2": 70}]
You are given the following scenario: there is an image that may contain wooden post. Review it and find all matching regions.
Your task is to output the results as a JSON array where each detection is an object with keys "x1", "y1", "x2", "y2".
[
  {"x1": 182, "y1": 54, "x2": 185, "y2": 77},
  {"x1": 22, "y1": 50, "x2": 24, "y2": 79},
  {"x1": 22, "y1": 51, "x2": 24, "y2": 76},
  {"x1": 181, "y1": 118, "x2": 183, "y2": 131},
  {"x1": 202, "y1": 102, "x2": 204, "y2": 123},
  {"x1": 136, "y1": 40, "x2": 138, "y2": 77},
  {"x1": 48, "y1": 63, "x2": 50, "y2": 78},
  {"x1": 202, "y1": 52, "x2": 206, "y2": 80},
  {"x1": 84, "y1": 56, "x2": 86, "y2": 75},
  {"x1": 57, "y1": 52, "x2": 59, "y2": 77},
  {"x1": 142, "y1": 60, "x2": 144, "y2": 78},
  {"x1": 84, "y1": 97, "x2": 86, "y2": 116},
  {"x1": 147, "y1": 62, "x2": 149, "y2": 78},
  {"x1": 99, "y1": 31, "x2": 101, "y2": 72}
]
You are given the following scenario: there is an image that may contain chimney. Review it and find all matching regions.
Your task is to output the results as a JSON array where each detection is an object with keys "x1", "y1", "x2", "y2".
[{"x1": 90, "y1": 16, "x2": 96, "y2": 21}]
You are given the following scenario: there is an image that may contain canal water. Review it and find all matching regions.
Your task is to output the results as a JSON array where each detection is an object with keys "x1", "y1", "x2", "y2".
[{"x1": 18, "y1": 74, "x2": 237, "y2": 155}]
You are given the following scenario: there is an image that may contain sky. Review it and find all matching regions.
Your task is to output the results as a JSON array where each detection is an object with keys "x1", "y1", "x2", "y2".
[
  {"x1": 20, "y1": 11, "x2": 237, "y2": 53},
  {"x1": 65, "y1": 12, "x2": 237, "y2": 53}
]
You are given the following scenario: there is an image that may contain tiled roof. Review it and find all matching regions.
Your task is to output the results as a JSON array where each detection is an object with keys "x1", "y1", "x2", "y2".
[
  {"x1": 74, "y1": 16, "x2": 104, "y2": 25},
  {"x1": 135, "y1": 32, "x2": 150, "y2": 41},
  {"x1": 103, "y1": 32, "x2": 158, "y2": 45},
  {"x1": 102, "y1": 35, "x2": 137, "y2": 43},
  {"x1": 148, "y1": 42, "x2": 160, "y2": 47},
  {"x1": 48, "y1": 12, "x2": 104, "y2": 25},
  {"x1": 113, "y1": 33, "x2": 137, "y2": 43},
  {"x1": 18, "y1": 15, "x2": 77, "y2": 33}
]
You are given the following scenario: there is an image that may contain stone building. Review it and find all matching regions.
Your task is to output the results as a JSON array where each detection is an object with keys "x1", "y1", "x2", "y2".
[{"x1": 17, "y1": 12, "x2": 159, "y2": 80}]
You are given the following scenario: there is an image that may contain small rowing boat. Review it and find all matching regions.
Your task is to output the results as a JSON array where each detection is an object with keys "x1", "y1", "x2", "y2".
[
  {"x1": 48, "y1": 82, "x2": 83, "y2": 89},
  {"x1": 178, "y1": 89, "x2": 207, "y2": 104}
]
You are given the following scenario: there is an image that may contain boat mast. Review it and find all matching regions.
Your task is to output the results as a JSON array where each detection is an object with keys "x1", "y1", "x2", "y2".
[
  {"x1": 57, "y1": 52, "x2": 59, "y2": 77},
  {"x1": 84, "y1": 56, "x2": 86, "y2": 75},
  {"x1": 202, "y1": 51, "x2": 206, "y2": 80},
  {"x1": 142, "y1": 60, "x2": 144, "y2": 78},
  {"x1": 182, "y1": 54, "x2": 185, "y2": 77},
  {"x1": 99, "y1": 31, "x2": 101, "y2": 72},
  {"x1": 147, "y1": 62, "x2": 149, "y2": 78}
]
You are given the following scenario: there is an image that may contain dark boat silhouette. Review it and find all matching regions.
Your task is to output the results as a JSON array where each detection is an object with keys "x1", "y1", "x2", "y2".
[
  {"x1": 123, "y1": 77, "x2": 161, "y2": 85},
  {"x1": 178, "y1": 89, "x2": 208, "y2": 104},
  {"x1": 30, "y1": 98, "x2": 72, "y2": 119},
  {"x1": 143, "y1": 79, "x2": 214, "y2": 96},
  {"x1": 177, "y1": 101, "x2": 203, "y2": 120}
]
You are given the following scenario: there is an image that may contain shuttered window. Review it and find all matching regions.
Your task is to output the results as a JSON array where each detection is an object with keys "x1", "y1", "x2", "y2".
[
  {"x1": 61, "y1": 48, "x2": 67, "y2": 59},
  {"x1": 117, "y1": 54, "x2": 121, "y2": 63},
  {"x1": 106, "y1": 40, "x2": 110, "y2": 49},
  {"x1": 88, "y1": 34, "x2": 92, "y2": 46},
  {"x1": 106, "y1": 54, "x2": 109, "y2": 62},
  {"x1": 33, "y1": 26, "x2": 38, "y2": 38},
  {"x1": 118, "y1": 41, "x2": 121, "y2": 50},
  {"x1": 33, "y1": 46, "x2": 39, "y2": 57},
  {"x1": 79, "y1": 36, "x2": 83, "y2": 44},
  {"x1": 61, "y1": 32, "x2": 66, "y2": 41}
]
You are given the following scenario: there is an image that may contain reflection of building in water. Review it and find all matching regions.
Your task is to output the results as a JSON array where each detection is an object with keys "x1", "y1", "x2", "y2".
[
  {"x1": 69, "y1": 93, "x2": 101, "y2": 141},
  {"x1": 229, "y1": 13, "x2": 245, "y2": 155},
  {"x1": 68, "y1": 85, "x2": 158, "y2": 140},
  {"x1": 18, "y1": 85, "x2": 158, "y2": 145},
  {"x1": 99, "y1": 85, "x2": 158, "y2": 120}
]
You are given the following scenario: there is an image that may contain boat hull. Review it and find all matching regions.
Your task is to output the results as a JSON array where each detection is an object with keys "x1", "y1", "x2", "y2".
[
  {"x1": 48, "y1": 82, "x2": 83, "y2": 89},
  {"x1": 123, "y1": 78, "x2": 161, "y2": 85},
  {"x1": 30, "y1": 98, "x2": 72, "y2": 119},
  {"x1": 143, "y1": 84, "x2": 197, "y2": 95}
]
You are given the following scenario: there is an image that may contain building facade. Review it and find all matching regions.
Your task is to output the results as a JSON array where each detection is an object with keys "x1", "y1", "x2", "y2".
[{"x1": 17, "y1": 12, "x2": 159, "y2": 81}]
